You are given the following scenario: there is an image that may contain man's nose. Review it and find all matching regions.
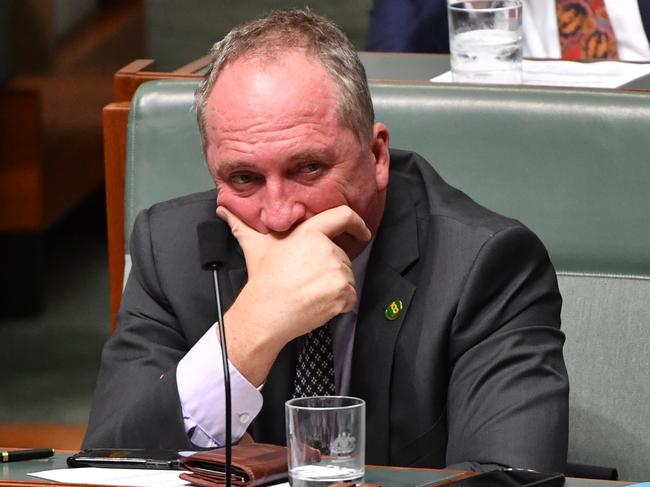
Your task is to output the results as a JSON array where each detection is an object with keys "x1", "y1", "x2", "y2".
[{"x1": 259, "y1": 186, "x2": 306, "y2": 233}]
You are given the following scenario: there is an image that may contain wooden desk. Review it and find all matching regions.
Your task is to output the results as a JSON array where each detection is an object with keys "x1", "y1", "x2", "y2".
[
  {"x1": 363, "y1": 53, "x2": 650, "y2": 89},
  {"x1": 0, "y1": 451, "x2": 634, "y2": 486},
  {"x1": 0, "y1": 451, "x2": 69, "y2": 487}
]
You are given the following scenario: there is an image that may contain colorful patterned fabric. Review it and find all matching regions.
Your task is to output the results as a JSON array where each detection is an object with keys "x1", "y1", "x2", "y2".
[{"x1": 556, "y1": 0, "x2": 619, "y2": 60}]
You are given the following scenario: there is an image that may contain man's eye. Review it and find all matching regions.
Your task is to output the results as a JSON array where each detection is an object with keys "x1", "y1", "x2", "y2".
[
  {"x1": 230, "y1": 173, "x2": 255, "y2": 185},
  {"x1": 299, "y1": 162, "x2": 321, "y2": 173}
]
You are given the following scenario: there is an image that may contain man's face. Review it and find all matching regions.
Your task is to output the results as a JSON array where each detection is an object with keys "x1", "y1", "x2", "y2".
[{"x1": 203, "y1": 49, "x2": 389, "y2": 259}]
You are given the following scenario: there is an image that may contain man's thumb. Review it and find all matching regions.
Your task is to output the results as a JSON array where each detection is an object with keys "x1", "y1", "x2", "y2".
[{"x1": 216, "y1": 206, "x2": 266, "y2": 263}]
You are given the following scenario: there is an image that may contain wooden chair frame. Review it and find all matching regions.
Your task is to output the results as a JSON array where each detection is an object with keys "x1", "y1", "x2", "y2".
[{"x1": 103, "y1": 59, "x2": 206, "y2": 329}]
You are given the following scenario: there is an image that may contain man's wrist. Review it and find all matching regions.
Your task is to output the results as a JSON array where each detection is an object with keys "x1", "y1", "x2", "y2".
[
  {"x1": 223, "y1": 298, "x2": 286, "y2": 387},
  {"x1": 177, "y1": 323, "x2": 263, "y2": 447}
]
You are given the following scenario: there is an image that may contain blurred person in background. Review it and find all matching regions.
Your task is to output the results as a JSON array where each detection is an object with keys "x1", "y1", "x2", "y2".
[{"x1": 367, "y1": 0, "x2": 650, "y2": 61}]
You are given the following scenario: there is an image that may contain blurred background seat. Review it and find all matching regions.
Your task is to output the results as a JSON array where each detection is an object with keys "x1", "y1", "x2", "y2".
[{"x1": 0, "y1": 0, "x2": 144, "y2": 451}]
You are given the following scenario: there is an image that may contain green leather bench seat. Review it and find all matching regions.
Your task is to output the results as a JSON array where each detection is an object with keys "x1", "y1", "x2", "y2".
[{"x1": 126, "y1": 79, "x2": 650, "y2": 481}]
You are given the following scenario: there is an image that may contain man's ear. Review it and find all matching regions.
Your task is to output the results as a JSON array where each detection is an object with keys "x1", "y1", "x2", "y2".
[{"x1": 371, "y1": 122, "x2": 390, "y2": 191}]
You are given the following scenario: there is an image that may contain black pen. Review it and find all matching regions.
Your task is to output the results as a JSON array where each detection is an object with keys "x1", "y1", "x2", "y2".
[{"x1": 1, "y1": 448, "x2": 54, "y2": 462}]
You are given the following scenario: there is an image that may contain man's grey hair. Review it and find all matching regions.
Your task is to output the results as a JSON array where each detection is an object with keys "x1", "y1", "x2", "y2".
[{"x1": 194, "y1": 8, "x2": 375, "y2": 151}]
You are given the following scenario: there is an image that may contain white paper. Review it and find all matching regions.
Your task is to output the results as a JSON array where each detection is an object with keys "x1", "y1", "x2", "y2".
[
  {"x1": 430, "y1": 60, "x2": 650, "y2": 88},
  {"x1": 29, "y1": 467, "x2": 191, "y2": 487},
  {"x1": 29, "y1": 468, "x2": 292, "y2": 487}
]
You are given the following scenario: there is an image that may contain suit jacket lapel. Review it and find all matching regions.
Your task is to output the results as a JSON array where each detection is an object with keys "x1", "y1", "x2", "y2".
[{"x1": 350, "y1": 177, "x2": 420, "y2": 465}]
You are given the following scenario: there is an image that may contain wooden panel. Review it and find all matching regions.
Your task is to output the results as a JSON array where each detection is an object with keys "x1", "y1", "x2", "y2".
[
  {"x1": 0, "y1": 90, "x2": 45, "y2": 232},
  {"x1": 103, "y1": 102, "x2": 130, "y2": 330},
  {"x1": 113, "y1": 59, "x2": 201, "y2": 103},
  {"x1": 106, "y1": 59, "x2": 206, "y2": 329},
  {"x1": 0, "y1": 423, "x2": 85, "y2": 450},
  {"x1": 174, "y1": 54, "x2": 211, "y2": 74},
  {"x1": 113, "y1": 59, "x2": 156, "y2": 101},
  {"x1": 107, "y1": 68, "x2": 201, "y2": 326}
]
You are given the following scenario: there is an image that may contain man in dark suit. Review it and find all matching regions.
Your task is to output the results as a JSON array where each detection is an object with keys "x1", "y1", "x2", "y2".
[
  {"x1": 84, "y1": 9, "x2": 568, "y2": 472},
  {"x1": 367, "y1": 0, "x2": 650, "y2": 59}
]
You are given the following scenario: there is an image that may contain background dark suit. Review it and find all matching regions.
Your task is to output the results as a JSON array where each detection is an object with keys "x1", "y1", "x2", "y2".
[
  {"x1": 84, "y1": 150, "x2": 568, "y2": 472},
  {"x1": 367, "y1": 0, "x2": 650, "y2": 53}
]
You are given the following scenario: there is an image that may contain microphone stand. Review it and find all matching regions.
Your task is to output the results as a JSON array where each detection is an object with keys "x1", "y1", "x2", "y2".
[
  {"x1": 209, "y1": 263, "x2": 232, "y2": 487},
  {"x1": 198, "y1": 219, "x2": 233, "y2": 487}
]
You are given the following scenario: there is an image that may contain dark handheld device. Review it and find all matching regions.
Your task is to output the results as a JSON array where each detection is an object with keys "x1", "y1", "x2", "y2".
[
  {"x1": 197, "y1": 219, "x2": 233, "y2": 487},
  {"x1": 67, "y1": 449, "x2": 181, "y2": 470},
  {"x1": 446, "y1": 468, "x2": 565, "y2": 487}
]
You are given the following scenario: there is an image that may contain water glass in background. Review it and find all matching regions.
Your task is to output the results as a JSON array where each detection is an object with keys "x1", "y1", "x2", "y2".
[
  {"x1": 448, "y1": 1, "x2": 523, "y2": 83},
  {"x1": 285, "y1": 396, "x2": 365, "y2": 487}
]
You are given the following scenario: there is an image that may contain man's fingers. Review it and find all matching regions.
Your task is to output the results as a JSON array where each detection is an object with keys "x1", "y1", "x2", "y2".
[
  {"x1": 301, "y1": 206, "x2": 371, "y2": 242},
  {"x1": 216, "y1": 206, "x2": 259, "y2": 241},
  {"x1": 216, "y1": 206, "x2": 271, "y2": 267},
  {"x1": 216, "y1": 205, "x2": 242, "y2": 229}
]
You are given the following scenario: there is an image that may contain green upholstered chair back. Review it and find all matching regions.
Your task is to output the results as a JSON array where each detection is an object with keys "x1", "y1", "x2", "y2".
[{"x1": 126, "y1": 79, "x2": 650, "y2": 481}]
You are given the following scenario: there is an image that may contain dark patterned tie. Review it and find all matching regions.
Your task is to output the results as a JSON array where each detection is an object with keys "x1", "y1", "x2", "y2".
[
  {"x1": 556, "y1": 0, "x2": 619, "y2": 60},
  {"x1": 292, "y1": 323, "x2": 336, "y2": 398}
]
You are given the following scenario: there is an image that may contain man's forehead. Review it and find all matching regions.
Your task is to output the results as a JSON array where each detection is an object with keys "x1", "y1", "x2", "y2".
[
  {"x1": 230, "y1": 45, "x2": 317, "y2": 69},
  {"x1": 227, "y1": 42, "x2": 320, "y2": 67},
  {"x1": 209, "y1": 48, "x2": 335, "y2": 102},
  {"x1": 205, "y1": 51, "x2": 340, "y2": 133}
]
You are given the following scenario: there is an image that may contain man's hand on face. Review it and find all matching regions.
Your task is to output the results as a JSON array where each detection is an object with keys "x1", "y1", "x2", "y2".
[{"x1": 216, "y1": 205, "x2": 371, "y2": 387}]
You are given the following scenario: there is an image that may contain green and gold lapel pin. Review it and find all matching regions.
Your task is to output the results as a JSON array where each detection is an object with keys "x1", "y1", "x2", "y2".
[{"x1": 384, "y1": 299, "x2": 403, "y2": 321}]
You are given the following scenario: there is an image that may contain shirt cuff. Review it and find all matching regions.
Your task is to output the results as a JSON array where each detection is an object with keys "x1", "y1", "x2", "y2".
[{"x1": 177, "y1": 323, "x2": 263, "y2": 447}]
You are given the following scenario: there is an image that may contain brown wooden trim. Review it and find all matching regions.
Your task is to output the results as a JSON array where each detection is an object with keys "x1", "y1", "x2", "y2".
[
  {"x1": 105, "y1": 59, "x2": 211, "y2": 330},
  {"x1": 114, "y1": 71, "x2": 201, "y2": 103},
  {"x1": 113, "y1": 60, "x2": 202, "y2": 103},
  {"x1": 113, "y1": 59, "x2": 155, "y2": 101},
  {"x1": 0, "y1": 424, "x2": 85, "y2": 450},
  {"x1": 103, "y1": 102, "x2": 130, "y2": 330},
  {"x1": 427, "y1": 470, "x2": 477, "y2": 486},
  {"x1": 174, "y1": 54, "x2": 211, "y2": 74},
  {"x1": 116, "y1": 58, "x2": 156, "y2": 75},
  {"x1": 0, "y1": 90, "x2": 45, "y2": 232}
]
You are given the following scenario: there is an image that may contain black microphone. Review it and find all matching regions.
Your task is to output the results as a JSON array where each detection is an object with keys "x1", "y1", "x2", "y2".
[{"x1": 197, "y1": 219, "x2": 232, "y2": 487}]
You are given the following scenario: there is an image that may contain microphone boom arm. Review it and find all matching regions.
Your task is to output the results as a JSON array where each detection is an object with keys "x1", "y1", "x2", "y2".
[{"x1": 211, "y1": 264, "x2": 232, "y2": 487}]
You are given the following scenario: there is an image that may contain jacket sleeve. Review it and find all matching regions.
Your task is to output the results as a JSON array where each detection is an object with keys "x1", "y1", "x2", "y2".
[
  {"x1": 83, "y1": 208, "x2": 196, "y2": 449},
  {"x1": 367, "y1": 0, "x2": 449, "y2": 53},
  {"x1": 445, "y1": 225, "x2": 569, "y2": 472}
]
